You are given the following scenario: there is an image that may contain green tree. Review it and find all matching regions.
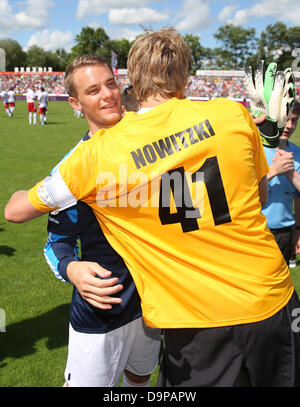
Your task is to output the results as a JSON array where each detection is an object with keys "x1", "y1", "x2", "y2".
[
  {"x1": 214, "y1": 24, "x2": 257, "y2": 69},
  {"x1": 26, "y1": 45, "x2": 47, "y2": 68},
  {"x1": 69, "y1": 26, "x2": 109, "y2": 61},
  {"x1": 68, "y1": 26, "x2": 134, "y2": 69},
  {"x1": 25, "y1": 46, "x2": 70, "y2": 71},
  {"x1": 54, "y1": 48, "x2": 70, "y2": 71},
  {"x1": 44, "y1": 51, "x2": 65, "y2": 72},
  {"x1": 183, "y1": 34, "x2": 206, "y2": 74},
  {"x1": 110, "y1": 38, "x2": 134, "y2": 69},
  {"x1": 0, "y1": 39, "x2": 27, "y2": 71},
  {"x1": 258, "y1": 22, "x2": 300, "y2": 68},
  {"x1": 95, "y1": 38, "x2": 134, "y2": 69}
]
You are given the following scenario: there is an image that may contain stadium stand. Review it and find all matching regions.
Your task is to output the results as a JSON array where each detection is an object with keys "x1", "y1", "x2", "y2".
[{"x1": 0, "y1": 70, "x2": 299, "y2": 102}]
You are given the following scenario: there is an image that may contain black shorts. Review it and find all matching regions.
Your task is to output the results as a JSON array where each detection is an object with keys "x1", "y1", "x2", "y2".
[
  {"x1": 270, "y1": 226, "x2": 295, "y2": 264},
  {"x1": 157, "y1": 291, "x2": 300, "y2": 387}
]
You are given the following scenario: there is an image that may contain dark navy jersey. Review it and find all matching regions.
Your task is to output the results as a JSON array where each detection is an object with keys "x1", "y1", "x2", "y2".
[{"x1": 44, "y1": 133, "x2": 142, "y2": 333}]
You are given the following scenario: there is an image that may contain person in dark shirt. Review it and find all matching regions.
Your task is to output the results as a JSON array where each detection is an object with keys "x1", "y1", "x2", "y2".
[{"x1": 44, "y1": 55, "x2": 160, "y2": 387}]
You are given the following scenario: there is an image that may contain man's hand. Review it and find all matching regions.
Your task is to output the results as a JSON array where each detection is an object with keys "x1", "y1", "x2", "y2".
[
  {"x1": 66, "y1": 261, "x2": 124, "y2": 309},
  {"x1": 267, "y1": 150, "x2": 294, "y2": 180},
  {"x1": 272, "y1": 150, "x2": 294, "y2": 173},
  {"x1": 252, "y1": 114, "x2": 266, "y2": 125},
  {"x1": 272, "y1": 151, "x2": 300, "y2": 192}
]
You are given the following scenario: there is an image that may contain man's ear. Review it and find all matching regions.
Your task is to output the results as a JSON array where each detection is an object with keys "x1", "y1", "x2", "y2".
[{"x1": 69, "y1": 96, "x2": 81, "y2": 111}]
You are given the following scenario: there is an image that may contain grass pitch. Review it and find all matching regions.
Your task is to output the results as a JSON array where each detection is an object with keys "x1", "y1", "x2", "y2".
[
  {"x1": 0, "y1": 100, "x2": 300, "y2": 387},
  {"x1": 0, "y1": 101, "x2": 86, "y2": 386}
]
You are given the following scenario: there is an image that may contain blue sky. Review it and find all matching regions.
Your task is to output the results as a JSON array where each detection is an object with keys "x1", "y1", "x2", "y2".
[{"x1": 1, "y1": 0, "x2": 299, "y2": 52}]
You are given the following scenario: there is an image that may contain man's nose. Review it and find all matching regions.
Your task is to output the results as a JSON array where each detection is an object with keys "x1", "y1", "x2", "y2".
[
  {"x1": 285, "y1": 119, "x2": 292, "y2": 129},
  {"x1": 101, "y1": 86, "x2": 113, "y2": 98}
]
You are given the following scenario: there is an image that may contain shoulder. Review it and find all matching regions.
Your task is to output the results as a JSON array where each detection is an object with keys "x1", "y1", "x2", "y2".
[
  {"x1": 51, "y1": 138, "x2": 85, "y2": 175},
  {"x1": 191, "y1": 97, "x2": 245, "y2": 114},
  {"x1": 58, "y1": 135, "x2": 98, "y2": 178},
  {"x1": 288, "y1": 141, "x2": 300, "y2": 151},
  {"x1": 288, "y1": 141, "x2": 300, "y2": 162}
]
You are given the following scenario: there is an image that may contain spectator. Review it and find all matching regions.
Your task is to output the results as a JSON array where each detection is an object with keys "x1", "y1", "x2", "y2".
[{"x1": 262, "y1": 100, "x2": 300, "y2": 266}]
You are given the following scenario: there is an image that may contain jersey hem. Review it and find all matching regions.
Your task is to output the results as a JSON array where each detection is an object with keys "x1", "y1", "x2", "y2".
[
  {"x1": 143, "y1": 287, "x2": 295, "y2": 329},
  {"x1": 69, "y1": 313, "x2": 142, "y2": 334}
]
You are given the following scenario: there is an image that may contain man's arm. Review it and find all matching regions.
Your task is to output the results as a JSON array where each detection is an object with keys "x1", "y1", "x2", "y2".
[
  {"x1": 45, "y1": 205, "x2": 123, "y2": 309},
  {"x1": 285, "y1": 170, "x2": 300, "y2": 193},
  {"x1": 5, "y1": 190, "x2": 45, "y2": 223},
  {"x1": 258, "y1": 175, "x2": 268, "y2": 207},
  {"x1": 44, "y1": 207, "x2": 80, "y2": 282},
  {"x1": 250, "y1": 116, "x2": 269, "y2": 207},
  {"x1": 6, "y1": 166, "x2": 79, "y2": 223}
]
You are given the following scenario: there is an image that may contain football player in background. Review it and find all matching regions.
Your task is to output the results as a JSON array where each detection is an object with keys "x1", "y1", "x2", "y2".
[
  {"x1": 25, "y1": 84, "x2": 37, "y2": 125},
  {"x1": 38, "y1": 55, "x2": 159, "y2": 387}
]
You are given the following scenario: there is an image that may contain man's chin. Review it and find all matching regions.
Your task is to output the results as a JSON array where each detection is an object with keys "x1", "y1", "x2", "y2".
[{"x1": 102, "y1": 113, "x2": 122, "y2": 127}]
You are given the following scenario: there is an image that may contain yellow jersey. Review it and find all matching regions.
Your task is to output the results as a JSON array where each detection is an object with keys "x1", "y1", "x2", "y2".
[{"x1": 28, "y1": 97, "x2": 294, "y2": 328}]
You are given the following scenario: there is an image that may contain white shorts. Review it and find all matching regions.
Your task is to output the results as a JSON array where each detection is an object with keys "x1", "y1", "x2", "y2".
[{"x1": 64, "y1": 317, "x2": 161, "y2": 387}]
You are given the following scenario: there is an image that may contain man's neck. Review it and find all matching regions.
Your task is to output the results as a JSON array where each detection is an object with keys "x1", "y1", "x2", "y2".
[
  {"x1": 278, "y1": 138, "x2": 289, "y2": 149},
  {"x1": 140, "y1": 95, "x2": 171, "y2": 109}
]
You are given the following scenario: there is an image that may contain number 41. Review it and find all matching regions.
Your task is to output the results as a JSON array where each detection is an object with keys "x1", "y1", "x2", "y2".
[{"x1": 159, "y1": 156, "x2": 231, "y2": 232}]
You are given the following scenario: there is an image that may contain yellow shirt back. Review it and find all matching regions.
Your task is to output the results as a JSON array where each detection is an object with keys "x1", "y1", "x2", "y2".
[{"x1": 28, "y1": 97, "x2": 294, "y2": 328}]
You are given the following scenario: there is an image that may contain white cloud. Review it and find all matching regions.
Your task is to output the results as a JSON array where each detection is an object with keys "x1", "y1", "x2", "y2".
[
  {"x1": 175, "y1": 0, "x2": 213, "y2": 32},
  {"x1": 76, "y1": 0, "x2": 152, "y2": 19},
  {"x1": 107, "y1": 26, "x2": 142, "y2": 41},
  {"x1": 0, "y1": 0, "x2": 53, "y2": 37},
  {"x1": 108, "y1": 8, "x2": 169, "y2": 25},
  {"x1": 218, "y1": 5, "x2": 239, "y2": 21},
  {"x1": 25, "y1": 29, "x2": 74, "y2": 52},
  {"x1": 15, "y1": 0, "x2": 54, "y2": 29},
  {"x1": 227, "y1": 9, "x2": 248, "y2": 25},
  {"x1": 228, "y1": 0, "x2": 300, "y2": 25},
  {"x1": 0, "y1": 0, "x2": 16, "y2": 37}
]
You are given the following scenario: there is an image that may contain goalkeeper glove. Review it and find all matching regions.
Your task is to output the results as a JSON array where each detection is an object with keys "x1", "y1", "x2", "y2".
[
  {"x1": 244, "y1": 60, "x2": 294, "y2": 148},
  {"x1": 277, "y1": 67, "x2": 295, "y2": 136}
]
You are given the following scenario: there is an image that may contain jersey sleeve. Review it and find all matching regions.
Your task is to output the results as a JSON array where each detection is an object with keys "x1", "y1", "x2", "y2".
[
  {"x1": 239, "y1": 103, "x2": 270, "y2": 182},
  {"x1": 27, "y1": 139, "x2": 94, "y2": 212},
  {"x1": 44, "y1": 206, "x2": 80, "y2": 282},
  {"x1": 27, "y1": 172, "x2": 77, "y2": 212}
]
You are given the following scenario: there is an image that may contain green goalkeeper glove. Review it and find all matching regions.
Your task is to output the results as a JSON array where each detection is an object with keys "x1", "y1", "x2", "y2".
[
  {"x1": 277, "y1": 67, "x2": 295, "y2": 136},
  {"x1": 245, "y1": 60, "x2": 292, "y2": 148}
]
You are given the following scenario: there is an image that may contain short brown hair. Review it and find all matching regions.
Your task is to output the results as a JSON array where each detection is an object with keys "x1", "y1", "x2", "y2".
[
  {"x1": 127, "y1": 27, "x2": 192, "y2": 103},
  {"x1": 293, "y1": 99, "x2": 300, "y2": 117},
  {"x1": 64, "y1": 54, "x2": 112, "y2": 98},
  {"x1": 121, "y1": 85, "x2": 140, "y2": 112}
]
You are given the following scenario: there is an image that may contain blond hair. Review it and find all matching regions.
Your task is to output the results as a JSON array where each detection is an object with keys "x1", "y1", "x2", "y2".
[
  {"x1": 64, "y1": 54, "x2": 112, "y2": 98},
  {"x1": 127, "y1": 27, "x2": 192, "y2": 103}
]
